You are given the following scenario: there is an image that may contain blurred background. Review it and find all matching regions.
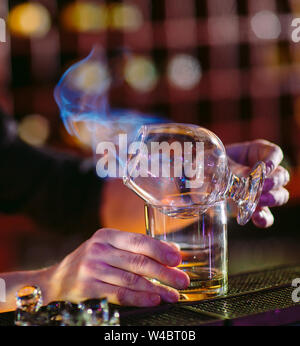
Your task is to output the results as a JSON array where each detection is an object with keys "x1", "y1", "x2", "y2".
[{"x1": 0, "y1": 0, "x2": 299, "y2": 275}]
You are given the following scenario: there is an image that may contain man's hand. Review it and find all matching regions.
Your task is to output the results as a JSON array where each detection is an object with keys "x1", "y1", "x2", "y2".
[
  {"x1": 226, "y1": 139, "x2": 290, "y2": 228},
  {"x1": 47, "y1": 228, "x2": 189, "y2": 307}
]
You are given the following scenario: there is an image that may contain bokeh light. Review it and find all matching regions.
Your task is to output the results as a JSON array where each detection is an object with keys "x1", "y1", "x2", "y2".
[
  {"x1": 8, "y1": 3, "x2": 51, "y2": 38},
  {"x1": 110, "y1": 3, "x2": 143, "y2": 31},
  {"x1": 18, "y1": 114, "x2": 50, "y2": 147},
  {"x1": 124, "y1": 56, "x2": 158, "y2": 92},
  {"x1": 167, "y1": 54, "x2": 202, "y2": 90},
  {"x1": 61, "y1": 2, "x2": 108, "y2": 32},
  {"x1": 61, "y1": 2, "x2": 143, "y2": 33},
  {"x1": 60, "y1": 122, "x2": 93, "y2": 151},
  {"x1": 251, "y1": 11, "x2": 282, "y2": 40},
  {"x1": 70, "y1": 61, "x2": 111, "y2": 94}
]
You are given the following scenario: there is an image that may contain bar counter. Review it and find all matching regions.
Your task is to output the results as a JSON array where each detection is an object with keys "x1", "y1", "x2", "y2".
[{"x1": 1, "y1": 264, "x2": 299, "y2": 326}]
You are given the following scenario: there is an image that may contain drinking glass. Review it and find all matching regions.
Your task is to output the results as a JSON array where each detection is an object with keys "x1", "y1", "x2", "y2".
[
  {"x1": 145, "y1": 201, "x2": 228, "y2": 301},
  {"x1": 123, "y1": 123, "x2": 265, "y2": 225}
]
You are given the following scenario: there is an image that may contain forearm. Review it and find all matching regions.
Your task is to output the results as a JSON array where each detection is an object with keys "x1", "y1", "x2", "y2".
[{"x1": 0, "y1": 267, "x2": 54, "y2": 313}]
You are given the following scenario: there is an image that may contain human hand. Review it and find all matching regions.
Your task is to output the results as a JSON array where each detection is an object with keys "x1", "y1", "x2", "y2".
[
  {"x1": 47, "y1": 228, "x2": 189, "y2": 307},
  {"x1": 226, "y1": 139, "x2": 290, "y2": 228}
]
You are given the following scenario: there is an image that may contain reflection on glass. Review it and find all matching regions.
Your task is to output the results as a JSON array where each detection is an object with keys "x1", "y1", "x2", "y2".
[
  {"x1": 123, "y1": 123, "x2": 265, "y2": 225},
  {"x1": 145, "y1": 202, "x2": 228, "y2": 301}
]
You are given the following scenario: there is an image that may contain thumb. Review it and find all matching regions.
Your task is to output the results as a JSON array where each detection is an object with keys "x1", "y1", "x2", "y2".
[{"x1": 227, "y1": 157, "x2": 251, "y2": 178}]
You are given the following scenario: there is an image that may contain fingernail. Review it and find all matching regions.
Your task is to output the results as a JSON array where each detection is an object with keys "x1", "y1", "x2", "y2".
[
  {"x1": 259, "y1": 194, "x2": 267, "y2": 206},
  {"x1": 260, "y1": 192, "x2": 275, "y2": 207},
  {"x1": 166, "y1": 252, "x2": 180, "y2": 266},
  {"x1": 166, "y1": 290, "x2": 179, "y2": 303},
  {"x1": 176, "y1": 277, "x2": 188, "y2": 289},
  {"x1": 150, "y1": 294, "x2": 160, "y2": 305},
  {"x1": 254, "y1": 210, "x2": 267, "y2": 228},
  {"x1": 263, "y1": 178, "x2": 274, "y2": 192}
]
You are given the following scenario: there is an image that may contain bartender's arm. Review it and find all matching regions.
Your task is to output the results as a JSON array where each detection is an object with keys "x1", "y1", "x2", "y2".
[
  {"x1": 0, "y1": 228, "x2": 189, "y2": 312},
  {"x1": 0, "y1": 111, "x2": 289, "y2": 312},
  {"x1": 0, "y1": 111, "x2": 188, "y2": 312}
]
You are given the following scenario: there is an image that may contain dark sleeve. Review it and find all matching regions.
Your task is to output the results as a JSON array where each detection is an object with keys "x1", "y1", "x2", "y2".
[{"x1": 0, "y1": 111, "x2": 103, "y2": 236}]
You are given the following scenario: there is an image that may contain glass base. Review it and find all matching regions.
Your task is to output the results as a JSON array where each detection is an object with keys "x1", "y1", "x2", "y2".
[
  {"x1": 177, "y1": 267, "x2": 228, "y2": 302},
  {"x1": 236, "y1": 161, "x2": 266, "y2": 225},
  {"x1": 178, "y1": 283, "x2": 227, "y2": 302}
]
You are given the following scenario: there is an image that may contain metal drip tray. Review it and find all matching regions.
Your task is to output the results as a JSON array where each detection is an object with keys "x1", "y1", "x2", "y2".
[
  {"x1": 0, "y1": 265, "x2": 299, "y2": 326},
  {"x1": 120, "y1": 265, "x2": 300, "y2": 326}
]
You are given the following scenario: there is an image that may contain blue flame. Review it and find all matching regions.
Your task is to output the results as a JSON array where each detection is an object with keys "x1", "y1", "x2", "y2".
[{"x1": 54, "y1": 46, "x2": 166, "y2": 146}]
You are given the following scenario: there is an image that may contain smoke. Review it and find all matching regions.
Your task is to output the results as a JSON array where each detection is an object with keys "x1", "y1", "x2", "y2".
[{"x1": 54, "y1": 46, "x2": 165, "y2": 150}]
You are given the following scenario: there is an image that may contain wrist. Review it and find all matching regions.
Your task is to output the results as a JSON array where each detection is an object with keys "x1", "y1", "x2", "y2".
[{"x1": 0, "y1": 266, "x2": 56, "y2": 312}]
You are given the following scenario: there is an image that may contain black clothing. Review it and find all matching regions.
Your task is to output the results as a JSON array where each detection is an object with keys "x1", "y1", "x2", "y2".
[{"x1": 0, "y1": 111, "x2": 102, "y2": 236}]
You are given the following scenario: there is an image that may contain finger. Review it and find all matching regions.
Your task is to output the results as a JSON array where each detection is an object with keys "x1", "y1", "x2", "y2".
[
  {"x1": 94, "y1": 228, "x2": 182, "y2": 267},
  {"x1": 248, "y1": 140, "x2": 283, "y2": 176},
  {"x1": 161, "y1": 240, "x2": 181, "y2": 251},
  {"x1": 86, "y1": 261, "x2": 179, "y2": 303},
  {"x1": 262, "y1": 166, "x2": 290, "y2": 192},
  {"x1": 89, "y1": 280, "x2": 162, "y2": 307},
  {"x1": 227, "y1": 157, "x2": 250, "y2": 177},
  {"x1": 259, "y1": 187, "x2": 289, "y2": 207},
  {"x1": 227, "y1": 140, "x2": 283, "y2": 175},
  {"x1": 252, "y1": 207, "x2": 274, "y2": 228},
  {"x1": 89, "y1": 242, "x2": 189, "y2": 289}
]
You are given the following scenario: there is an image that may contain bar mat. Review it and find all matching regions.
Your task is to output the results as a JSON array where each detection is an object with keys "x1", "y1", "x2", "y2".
[
  {"x1": 119, "y1": 264, "x2": 300, "y2": 326},
  {"x1": 0, "y1": 264, "x2": 299, "y2": 326}
]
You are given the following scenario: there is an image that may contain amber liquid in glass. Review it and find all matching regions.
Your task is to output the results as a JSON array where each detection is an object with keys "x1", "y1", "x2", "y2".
[
  {"x1": 145, "y1": 204, "x2": 228, "y2": 302},
  {"x1": 177, "y1": 262, "x2": 226, "y2": 301}
]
